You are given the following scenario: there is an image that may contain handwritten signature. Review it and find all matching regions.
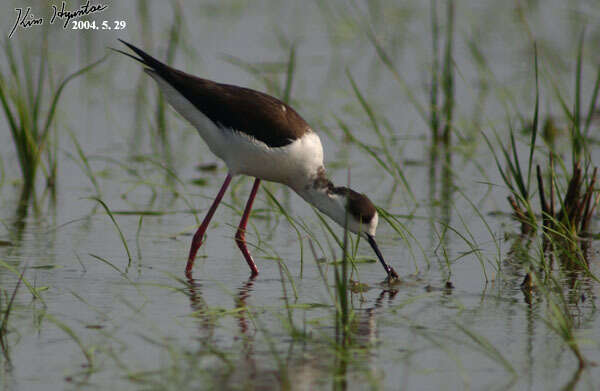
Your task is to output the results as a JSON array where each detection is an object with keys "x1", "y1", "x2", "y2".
[{"x1": 9, "y1": 1, "x2": 109, "y2": 38}]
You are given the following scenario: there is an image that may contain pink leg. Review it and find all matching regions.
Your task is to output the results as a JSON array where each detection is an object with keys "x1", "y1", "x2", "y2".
[
  {"x1": 235, "y1": 178, "x2": 261, "y2": 276},
  {"x1": 186, "y1": 174, "x2": 232, "y2": 276}
]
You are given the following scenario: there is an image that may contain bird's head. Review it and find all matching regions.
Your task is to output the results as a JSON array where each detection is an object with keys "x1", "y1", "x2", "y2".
[
  {"x1": 294, "y1": 167, "x2": 377, "y2": 235},
  {"x1": 327, "y1": 186, "x2": 379, "y2": 236},
  {"x1": 294, "y1": 167, "x2": 398, "y2": 280},
  {"x1": 300, "y1": 184, "x2": 397, "y2": 278}
]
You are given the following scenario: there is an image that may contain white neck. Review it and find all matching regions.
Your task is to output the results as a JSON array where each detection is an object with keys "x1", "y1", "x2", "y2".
[
  {"x1": 296, "y1": 186, "x2": 346, "y2": 224},
  {"x1": 294, "y1": 186, "x2": 376, "y2": 236}
]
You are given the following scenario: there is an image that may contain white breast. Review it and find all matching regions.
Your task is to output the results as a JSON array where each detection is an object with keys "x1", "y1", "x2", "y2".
[{"x1": 225, "y1": 130, "x2": 324, "y2": 187}]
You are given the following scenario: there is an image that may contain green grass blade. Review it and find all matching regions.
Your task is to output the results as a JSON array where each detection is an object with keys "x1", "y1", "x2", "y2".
[
  {"x1": 86, "y1": 197, "x2": 132, "y2": 267},
  {"x1": 0, "y1": 266, "x2": 25, "y2": 360},
  {"x1": 4, "y1": 40, "x2": 20, "y2": 83},
  {"x1": 41, "y1": 54, "x2": 108, "y2": 144},
  {"x1": 481, "y1": 132, "x2": 516, "y2": 195},
  {"x1": 220, "y1": 54, "x2": 281, "y2": 94},
  {"x1": 45, "y1": 314, "x2": 94, "y2": 367},
  {"x1": 32, "y1": 44, "x2": 46, "y2": 126},
  {"x1": 0, "y1": 78, "x2": 19, "y2": 143},
  {"x1": 367, "y1": 30, "x2": 428, "y2": 124},
  {"x1": 583, "y1": 65, "x2": 600, "y2": 137},
  {"x1": 0, "y1": 260, "x2": 44, "y2": 303},
  {"x1": 571, "y1": 31, "x2": 584, "y2": 164},
  {"x1": 526, "y1": 46, "x2": 539, "y2": 194},
  {"x1": 509, "y1": 130, "x2": 527, "y2": 199},
  {"x1": 66, "y1": 127, "x2": 102, "y2": 197},
  {"x1": 441, "y1": 0, "x2": 455, "y2": 143},
  {"x1": 282, "y1": 43, "x2": 296, "y2": 105},
  {"x1": 455, "y1": 322, "x2": 516, "y2": 375},
  {"x1": 549, "y1": 78, "x2": 574, "y2": 124},
  {"x1": 89, "y1": 253, "x2": 124, "y2": 276},
  {"x1": 23, "y1": 50, "x2": 35, "y2": 127},
  {"x1": 430, "y1": 0, "x2": 440, "y2": 138},
  {"x1": 346, "y1": 71, "x2": 415, "y2": 201},
  {"x1": 263, "y1": 188, "x2": 304, "y2": 273}
]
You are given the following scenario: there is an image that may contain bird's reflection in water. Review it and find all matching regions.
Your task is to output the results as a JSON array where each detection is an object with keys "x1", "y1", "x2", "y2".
[
  {"x1": 350, "y1": 289, "x2": 399, "y2": 388},
  {"x1": 234, "y1": 277, "x2": 257, "y2": 383},
  {"x1": 186, "y1": 276, "x2": 215, "y2": 341},
  {"x1": 186, "y1": 274, "x2": 400, "y2": 390},
  {"x1": 332, "y1": 288, "x2": 399, "y2": 391},
  {"x1": 355, "y1": 288, "x2": 399, "y2": 345}
]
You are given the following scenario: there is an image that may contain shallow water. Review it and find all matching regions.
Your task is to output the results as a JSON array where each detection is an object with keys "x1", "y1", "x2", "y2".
[{"x1": 1, "y1": 1, "x2": 599, "y2": 390}]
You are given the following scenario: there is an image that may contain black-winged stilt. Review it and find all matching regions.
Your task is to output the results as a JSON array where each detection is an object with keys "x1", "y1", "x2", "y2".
[{"x1": 116, "y1": 40, "x2": 398, "y2": 281}]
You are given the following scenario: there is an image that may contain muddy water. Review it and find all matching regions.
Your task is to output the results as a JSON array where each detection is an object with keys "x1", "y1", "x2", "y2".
[{"x1": 0, "y1": 1, "x2": 599, "y2": 390}]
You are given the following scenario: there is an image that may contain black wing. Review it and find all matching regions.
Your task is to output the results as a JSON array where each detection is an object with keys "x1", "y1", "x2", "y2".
[{"x1": 118, "y1": 40, "x2": 309, "y2": 147}]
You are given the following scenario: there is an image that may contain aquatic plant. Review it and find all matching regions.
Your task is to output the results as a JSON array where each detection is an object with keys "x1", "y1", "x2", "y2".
[
  {"x1": 537, "y1": 32, "x2": 600, "y2": 246},
  {"x1": 0, "y1": 266, "x2": 25, "y2": 362},
  {"x1": 485, "y1": 43, "x2": 599, "y2": 244},
  {"x1": 370, "y1": 0, "x2": 455, "y2": 145},
  {"x1": 155, "y1": 1, "x2": 182, "y2": 161},
  {"x1": 483, "y1": 48, "x2": 540, "y2": 235},
  {"x1": 0, "y1": 39, "x2": 105, "y2": 207}
]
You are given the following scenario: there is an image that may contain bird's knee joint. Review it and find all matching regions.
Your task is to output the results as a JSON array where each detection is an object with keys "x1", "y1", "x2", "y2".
[{"x1": 235, "y1": 229, "x2": 245, "y2": 244}]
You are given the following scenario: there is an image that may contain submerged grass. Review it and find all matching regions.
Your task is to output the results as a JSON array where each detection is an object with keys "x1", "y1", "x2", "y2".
[
  {"x1": 45, "y1": 314, "x2": 95, "y2": 371},
  {"x1": 484, "y1": 40, "x2": 598, "y2": 374},
  {"x1": 86, "y1": 197, "x2": 133, "y2": 268},
  {"x1": 1, "y1": 2, "x2": 600, "y2": 390},
  {"x1": 0, "y1": 260, "x2": 45, "y2": 303},
  {"x1": 486, "y1": 43, "x2": 599, "y2": 251},
  {"x1": 0, "y1": 266, "x2": 25, "y2": 362},
  {"x1": 542, "y1": 275, "x2": 588, "y2": 369},
  {"x1": 519, "y1": 240, "x2": 592, "y2": 370},
  {"x1": 454, "y1": 321, "x2": 516, "y2": 376}
]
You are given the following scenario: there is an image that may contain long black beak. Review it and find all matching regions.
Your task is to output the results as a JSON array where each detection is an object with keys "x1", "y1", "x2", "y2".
[{"x1": 366, "y1": 234, "x2": 399, "y2": 280}]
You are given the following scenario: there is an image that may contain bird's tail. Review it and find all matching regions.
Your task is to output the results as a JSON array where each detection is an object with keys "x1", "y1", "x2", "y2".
[{"x1": 112, "y1": 39, "x2": 168, "y2": 75}]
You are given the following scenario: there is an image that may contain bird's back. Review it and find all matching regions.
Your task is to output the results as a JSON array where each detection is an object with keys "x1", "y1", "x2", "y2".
[
  {"x1": 160, "y1": 70, "x2": 310, "y2": 148},
  {"x1": 119, "y1": 40, "x2": 310, "y2": 147},
  {"x1": 122, "y1": 39, "x2": 323, "y2": 186}
]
